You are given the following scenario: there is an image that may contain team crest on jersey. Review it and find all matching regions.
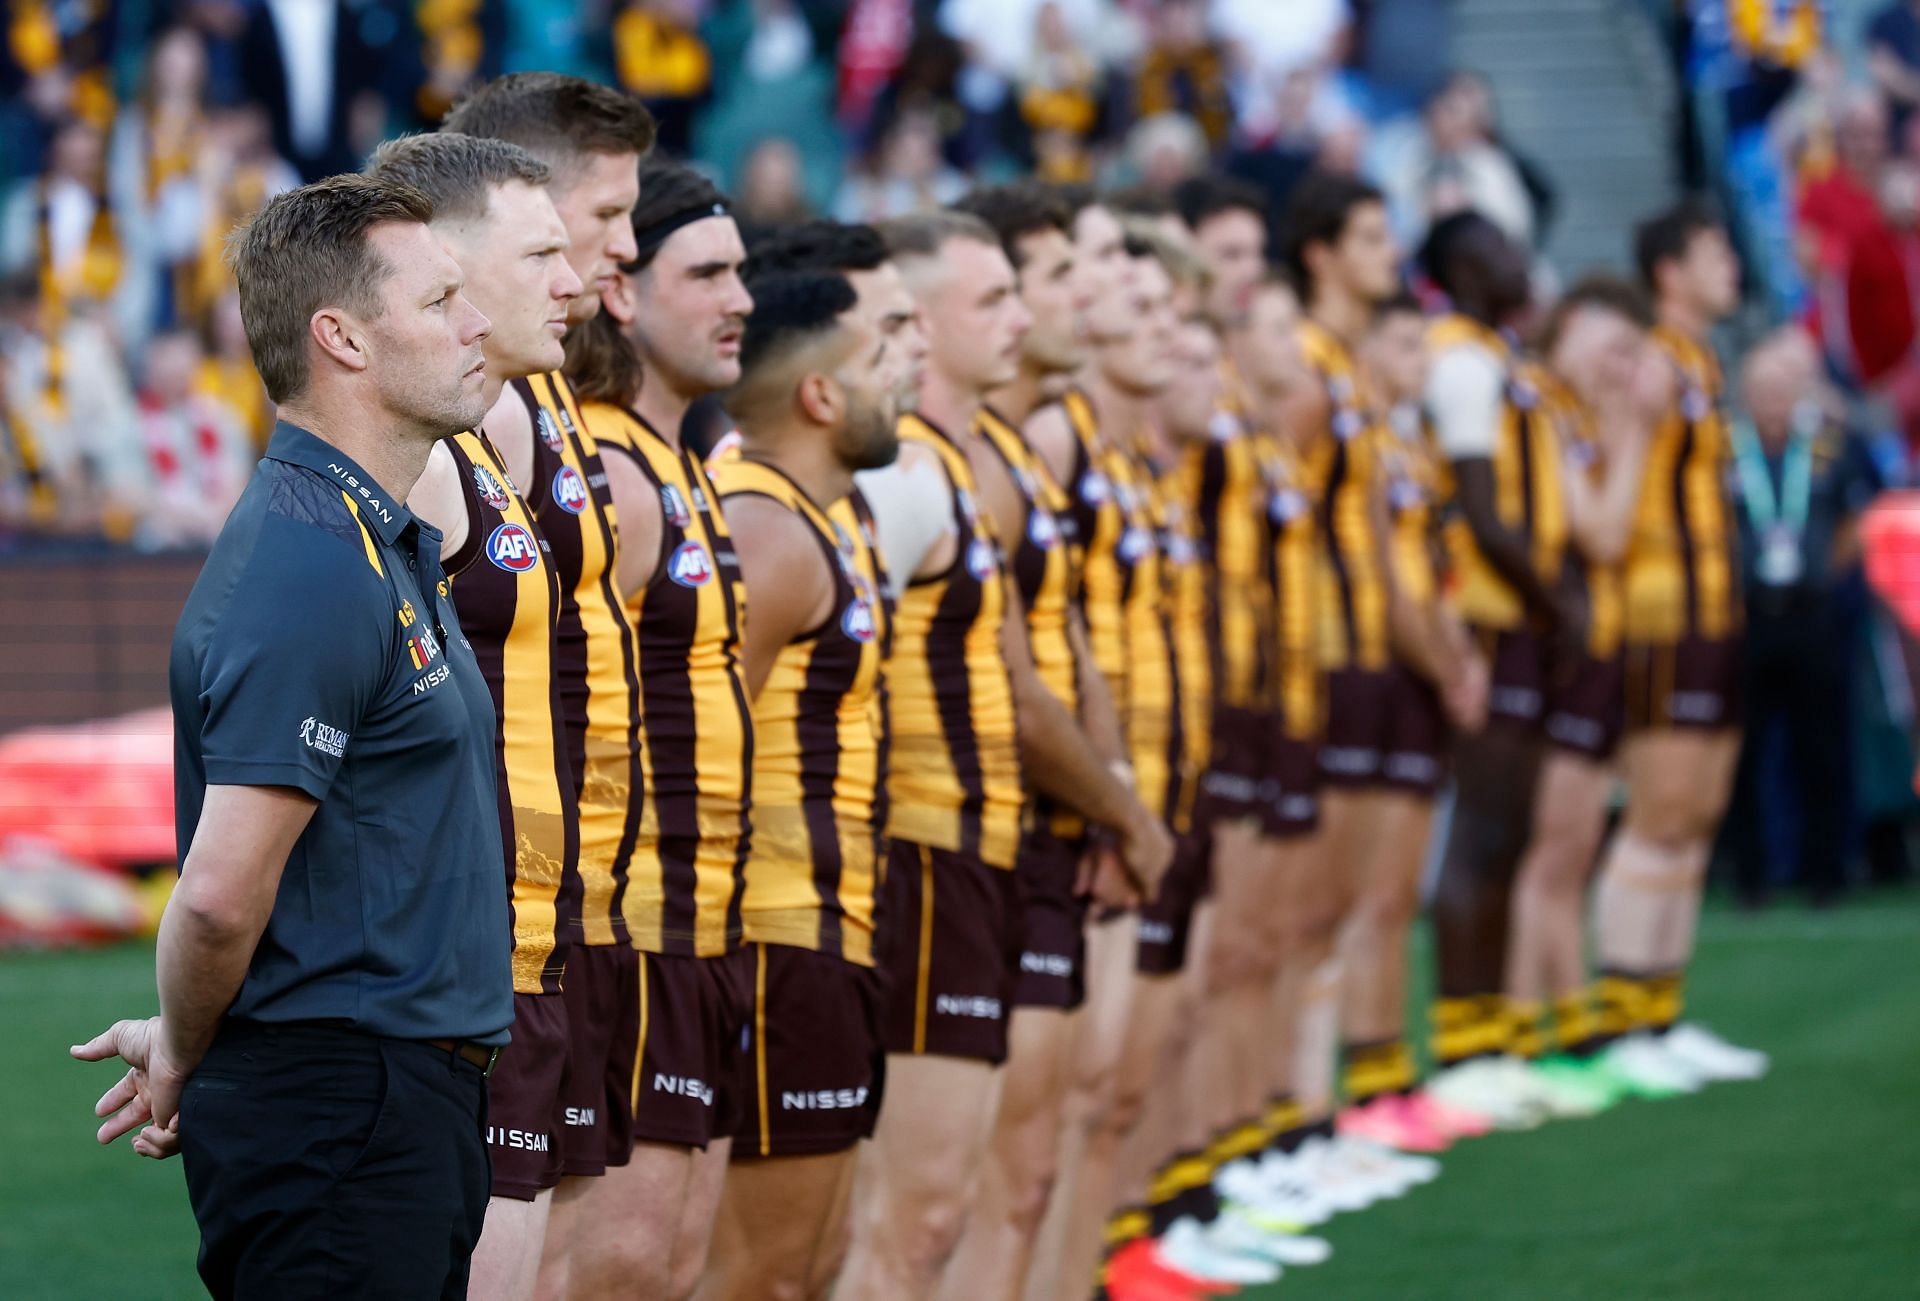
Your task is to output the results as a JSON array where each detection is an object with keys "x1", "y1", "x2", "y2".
[
  {"x1": 660, "y1": 484, "x2": 693, "y2": 527},
  {"x1": 552, "y1": 465, "x2": 588, "y2": 515},
  {"x1": 1028, "y1": 507, "x2": 1060, "y2": 549},
  {"x1": 1079, "y1": 469, "x2": 1112, "y2": 506},
  {"x1": 1332, "y1": 407, "x2": 1366, "y2": 441},
  {"x1": 1387, "y1": 476, "x2": 1424, "y2": 512},
  {"x1": 668, "y1": 539, "x2": 714, "y2": 587},
  {"x1": 471, "y1": 464, "x2": 511, "y2": 512},
  {"x1": 1270, "y1": 488, "x2": 1308, "y2": 523},
  {"x1": 841, "y1": 598, "x2": 877, "y2": 643},
  {"x1": 537, "y1": 408, "x2": 564, "y2": 452},
  {"x1": 1681, "y1": 385, "x2": 1710, "y2": 422},
  {"x1": 1118, "y1": 525, "x2": 1154, "y2": 563},
  {"x1": 487, "y1": 521, "x2": 540, "y2": 572},
  {"x1": 1166, "y1": 531, "x2": 1198, "y2": 565},
  {"x1": 1209, "y1": 409, "x2": 1242, "y2": 442},
  {"x1": 1508, "y1": 376, "x2": 1540, "y2": 410},
  {"x1": 966, "y1": 537, "x2": 999, "y2": 581}
]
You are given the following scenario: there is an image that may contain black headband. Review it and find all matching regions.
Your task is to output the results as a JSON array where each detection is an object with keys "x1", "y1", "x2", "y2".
[{"x1": 629, "y1": 200, "x2": 732, "y2": 260}]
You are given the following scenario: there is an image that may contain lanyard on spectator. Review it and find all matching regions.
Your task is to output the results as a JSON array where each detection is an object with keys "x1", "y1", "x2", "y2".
[{"x1": 1732, "y1": 414, "x2": 1813, "y2": 586}]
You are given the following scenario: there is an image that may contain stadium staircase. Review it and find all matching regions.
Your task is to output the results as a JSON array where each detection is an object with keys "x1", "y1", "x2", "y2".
[{"x1": 1453, "y1": 0, "x2": 1681, "y2": 277}]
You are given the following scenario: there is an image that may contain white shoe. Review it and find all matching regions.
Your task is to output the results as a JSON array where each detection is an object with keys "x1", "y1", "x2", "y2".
[
  {"x1": 1486, "y1": 1055, "x2": 1602, "y2": 1120},
  {"x1": 1214, "y1": 1158, "x2": 1334, "y2": 1226},
  {"x1": 1155, "y1": 1217, "x2": 1283, "y2": 1285},
  {"x1": 1427, "y1": 1058, "x2": 1549, "y2": 1130},
  {"x1": 1213, "y1": 1206, "x2": 1334, "y2": 1266},
  {"x1": 1297, "y1": 1136, "x2": 1416, "y2": 1202},
  {"x1": 1332, "y1": 1133, "x2": 1441, "y2": 1186},
  {"x1": 1661, "y1": 1023, "x2": 1770, "y2": 1081},
  {"x1": 1270, "y1": 1141, "x2": 1386, "y2": 1212},
  {"x1": 1604, "y1": 1034, "x2": 1707, "y2": 1094}
]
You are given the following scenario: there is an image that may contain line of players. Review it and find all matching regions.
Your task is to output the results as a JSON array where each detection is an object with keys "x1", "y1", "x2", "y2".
[{"x1": 372, "y1": 71, "x2": 1766, "y2": 1301}]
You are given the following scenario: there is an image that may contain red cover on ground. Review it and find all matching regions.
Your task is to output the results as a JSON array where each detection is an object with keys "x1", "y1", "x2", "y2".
[{"x1": 0, "y1": 707, "x2": 174, "y2": 867}]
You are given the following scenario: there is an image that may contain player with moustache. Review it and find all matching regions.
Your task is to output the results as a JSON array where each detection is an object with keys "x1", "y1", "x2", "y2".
[
  {"x1": 439, "y1": 73, "x2": 664, "y2": 1298},
  {"x1": 556, "y1": 159, "x2": 757, "y2": 1300},
  {"x1": 365, "y1": 132, "x2": 589, "y2": 1301},
  {"x1": 697, "y1": 253, "x2": 926, "y2": 1300},
  {"x1": 938, "y1": 183, "x2": 1149, "y2": 1301},
  {"x1": 836, "y1": 210, "x2": 1171, "y2": 1301}
]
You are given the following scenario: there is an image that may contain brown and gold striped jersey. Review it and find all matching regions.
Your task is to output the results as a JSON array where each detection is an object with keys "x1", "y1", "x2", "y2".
[
  {"x1": 885, "y1": 414, "x2": 1024, "y2": 869},
  {"x1": 1147, "y1": 443, "x2": 1212, "y2": 831},
  {"x1": 1297, "y1": 319, "x2": 1392, "y2": 674},
  {"x1": 1059, "y1": 389, "x2": 1129, "y2": 691},
  {"x1": 587, "y1": 401, "x2": 753, "y2": 956},
  {"x1": 1184, "y1": 411, "x2": 1276, "y2": 713},
  {"x1": 711, "y1": 457, "x2": 892, "y2": 965},
  {"x1": 514, "y1": 373, "x2": 640, "y2": 950},
  {"x1": 1270, "y1": 438, "x2": 1325, "y2": 740},
  {"x1": 443, "y1": 430, "x2": 578, "y2": 995},
  {"x1": 1428, "y1": 316, "x2": 1570, "y2": 632},
  {"x1": 1625, "y1": 326, "x2": 1739, "y2": 644}
]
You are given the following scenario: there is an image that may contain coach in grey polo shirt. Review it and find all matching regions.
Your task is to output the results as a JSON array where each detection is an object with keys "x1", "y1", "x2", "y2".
[{"x1": 75, "y1": 175, "x2": 510, "y2": 1300}]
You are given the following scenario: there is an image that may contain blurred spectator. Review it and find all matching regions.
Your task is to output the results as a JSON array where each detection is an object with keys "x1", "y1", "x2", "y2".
[
  {"x1": 0, "y1": 272, "x2": 142, "y2": 541},
  {"x1": 192, "y1": 291, "x2": 273, "y2": 449},
  {"x1": 861, "y1": 30, "x2": 993, "y2": 174},
  {"x1": 0, "y1": 0, "x2": 122, "y2": 186},
  {"x1": 1011, "y1": 1, "x2": 1108, "y2": 183},
  {"x1": 835, "y1": 105, "x2": 970, "y2": 220},
  {"x1": 1724, "y1": 328, "x2": 1884, "y2": 906},
  {"x1": 1796, "y1": 89, "x2": 1891, "y2": 284},
  {"x1": 836, "y1": 0, "x2": 915, "y2": 128},
  {"x1": 1134, "y1": 0, "x2": 1233, "y2": 152},
  {"x1": 1869, "y1": 0, "x2": 1920, "y2": 140},
  {"x1": 174, "y1": 106, "x2": 300, "y2": 337},
  {"x1": 238, "y1": 0, "x2": 391, "y2": 181},
  {"x1": 1, "y1": 115, "x2": 156, "y2": 358},
  {"x1": 131, "y1": 327, "x2": 251, "y2": 549},
  {"x1": 1124, "y1": 113, "x2": 1210, "y2": 195},
  {"x1": 110, "y1": 27, "x2": 213, "y2": 334},
  {"x1": 1213, "y1": 0, "x2": 1350, "y2": 93},
  {"x1": 735, "y1": 137, "x2": 816, "y2": 234},
  {"x1": 1225, "y1": 66, "x2": 1333, "y2": 244},
  {"x1": 410, "y1": 0, "x2": 509, "y2": 126},
  {"x1": 1376, "y1": 70, "x2": 1543, "y2": 251},
  {"x1": 938, "y1": 0, "x2": 1112, "y2": 86},
  {"x1": 610, "y1": 0, "x2": 714, "y2": 157}
]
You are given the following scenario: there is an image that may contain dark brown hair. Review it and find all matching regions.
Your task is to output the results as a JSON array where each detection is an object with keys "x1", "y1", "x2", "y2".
[
  {"x1": 227, "y1": 174, "x2": 434, "y2": 403},
  {"x1": 364, "y1": 132, "x2": 550, "y2": 225},
  {"x1": 562, "y1": 311, "x2": 644, "y2": 407},
  {"x1": 1537, "y1": 273, "x2": 1654, "y2": 357},
  {"x1": 951, "y1": 183, "x2": 1071, "y2": 268},
  {"x1": 442, "y1": 73, "x2": 656, "y2": 176}
]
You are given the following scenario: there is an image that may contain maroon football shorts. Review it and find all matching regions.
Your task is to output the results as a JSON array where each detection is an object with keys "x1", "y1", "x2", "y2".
[
  {"x1": 1381, "y1": 665, "x2": 1448, "y2": 796},
  {"x1": 733, "y1": 943, "x2": 888, "y2": 1158},
  {"x1": 487, "y1": 991, "x2": 570, "y2": 1199},
  {"x1": 620, "y1": 947, "x2": 754, "y2": 1150},
  {"x1": 1197, "y1": 703, "x2": 1270, "y2": 826},
  {"x1": 1263, "y1": 728, "x2": 1322, "y2": 838},
  {"x1": 876, "y1": 839, "x2": 1022, "y2": 1064},
  {"x1": 556, "y1": 943, "x2": 639, "y2": 1177},
  {"x1": 1473, "y1": 625, "x2": 1552, "y2": 733},
  {"x1": 1623, "y1": 635, "x2": 1743, "y2": 733},
  {"x1": 1136, "y1": 827, "x2": 1211, "y2": 976},
  {"x1": 1012, "y1": 825, "x2": 1090, "y2": 1010},
  {"x1": 1546, "y1": 652, "x2": 1627, "y2": 760}
]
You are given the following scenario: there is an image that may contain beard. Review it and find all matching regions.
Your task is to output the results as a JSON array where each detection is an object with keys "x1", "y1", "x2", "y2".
[{"x1": 839, "y1": 396, "x2": 901, "y2": 471}]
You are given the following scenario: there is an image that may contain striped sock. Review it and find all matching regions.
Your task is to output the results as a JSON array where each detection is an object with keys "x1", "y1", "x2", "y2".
[
  {"x1": 1506, "y1": 999, "x2": 1548, "y2": 1060},
  {"x1": 1478, "y1": 994, "x2": 1516, "y2": 1055},
  {"x1": 1646, "y1": 970, "x2": 1685, "y2": 1034},
  {"x1": 1554, "y1": 988, "x2": 1604, "y2": 1056},
  {"x1": 1596, "y1": 969, "x2": 1655, "y2": 1037},
  {"x1": 1431, "y1": 995, "x2": 1489, "y2": 1068},
  {"x1": 1343, "y1": 1039, "x2": 1418, "y2": 1103}
]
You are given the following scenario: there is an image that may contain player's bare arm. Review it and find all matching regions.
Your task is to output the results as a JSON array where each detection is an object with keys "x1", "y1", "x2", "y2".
[{"x1": 723, "y1": 492, "x2": 836, "y2": 697}]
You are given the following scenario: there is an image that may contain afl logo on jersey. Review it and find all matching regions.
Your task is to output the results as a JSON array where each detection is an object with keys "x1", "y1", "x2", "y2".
[
  {"x1": 1079, "y1": 470, "x2": 1112, "y2": 506},
  {"x1": 1681, "y1": 385, "x2": 1710, "y2": 422},
  {"x1": 1508, "y1": 376, "x2": 1540, "y2": 411},
  {"x1": 1387, "y1": 476, "x2": 1424, "y2": 512},
  {"x1": 842, "y1": 599, "x2": 877, "y2": 643},
  {"x1": 966, "y1": 537, "x2": 998, "y2": 581},
  {"x1": 487, "y1": 522, "x2": 540, "y2": 572},
  {"x1": 1270, "y1": 489, "x2": 1308, "y2": 523},
  {"x1": 552, "y1": 465, "x2": 588, "y2": 514},
  {"x1": 537, "y1": 408, "x2": 564, "y2": 452},
  {"x1": 668, "y1": 540, "x2": 714, "y2": 587},
  {"x1": 1029, "y1": 507, "x2": 1060, "y2": 549},
  {"x1": 1332, "y1": 407, "x2": 1365, "y2": 441},
  {"x1": 660, "y1": 485, "x2": 693, "y2": 527},
  {"x1": 472, "y1": 464, "x2": 511, "y2": 512},
  {"x1": 1209, "y1": 409, "x2": 1242, "y2": 443},
  {"x1": 1119, "y1": 526, "x2": 1154, "y2": 563}
]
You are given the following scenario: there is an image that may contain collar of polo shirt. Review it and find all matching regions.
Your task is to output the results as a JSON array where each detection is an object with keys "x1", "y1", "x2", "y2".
[{"x1": 264, "y1": 420, "x2": 428, "y2": 546}]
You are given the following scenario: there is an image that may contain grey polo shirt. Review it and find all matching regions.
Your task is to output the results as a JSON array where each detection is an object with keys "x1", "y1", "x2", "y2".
[{"x1": 169, "y1": 421, "x2": 512, "y2": 1045}]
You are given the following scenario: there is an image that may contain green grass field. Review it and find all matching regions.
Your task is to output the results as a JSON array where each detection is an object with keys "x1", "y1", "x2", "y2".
[{"x1": 6, "y1": 891, "x2": 1919, "y2": 1299}]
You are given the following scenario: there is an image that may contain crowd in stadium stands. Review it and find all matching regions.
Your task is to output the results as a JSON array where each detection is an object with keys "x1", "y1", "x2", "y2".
[{"x1": 0, "y1": 0, "x2": 1505, "y2": 548}]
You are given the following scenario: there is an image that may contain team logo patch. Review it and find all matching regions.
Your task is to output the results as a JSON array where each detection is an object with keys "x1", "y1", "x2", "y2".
[
  {"x1": 668, "y1": 539, "x2": 714, "y2": 587},
  {"x1": 842, "y1": 599, "x2": 877, "y2": 643},
  {"x1": 660, "y1": 485, "x2": 692, "y2": 527},
  {"x1": 1509, "y1": 376, "x2": 1540, "y2": 410},
  {"x1": 1209, "y1": 409, "x2": 1242, "y2": 442},
  {"x1": 1333, "y1": 407, "x2": 1366, "y2": 441},
  {"x1": 1079, "y1": 470, "x2": 1111, "y2": 506},
  {"x1": 1118, "y1": 525, "x2": 1154, "y2": 563},
  {"x1": 537, "y1": 408, "x2": 563, "y2": 452},
  {"x1": 1270, "y1": 489, "x2": 1308, "y2": 523},
  {"x1": 966, "y1": 537, "x2": 998, "y2": 581},
  {"x1": 1028, "y1": 507, "x2": 1059, "y2": 549},
  {"x1": 1388, "y1": 477, "x2": 1424, "y2": 512},
  {"x1": 487, "y1": 521, "x2": 541, "y2": 572},
  {"x1": 471, "y1": 464, "x2": 511, "y2": 512},
  {"x1": 552, "y1": 465, "x2": 588, "y2": 515},
  {"x1": 1681, "y1": 385, "x2": 1710, "y2": 422}
]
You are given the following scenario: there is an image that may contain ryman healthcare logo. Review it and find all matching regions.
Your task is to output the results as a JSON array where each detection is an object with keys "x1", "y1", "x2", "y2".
[{"x1": 299, "y1": 717, "x2": 349, "y2": 758}]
